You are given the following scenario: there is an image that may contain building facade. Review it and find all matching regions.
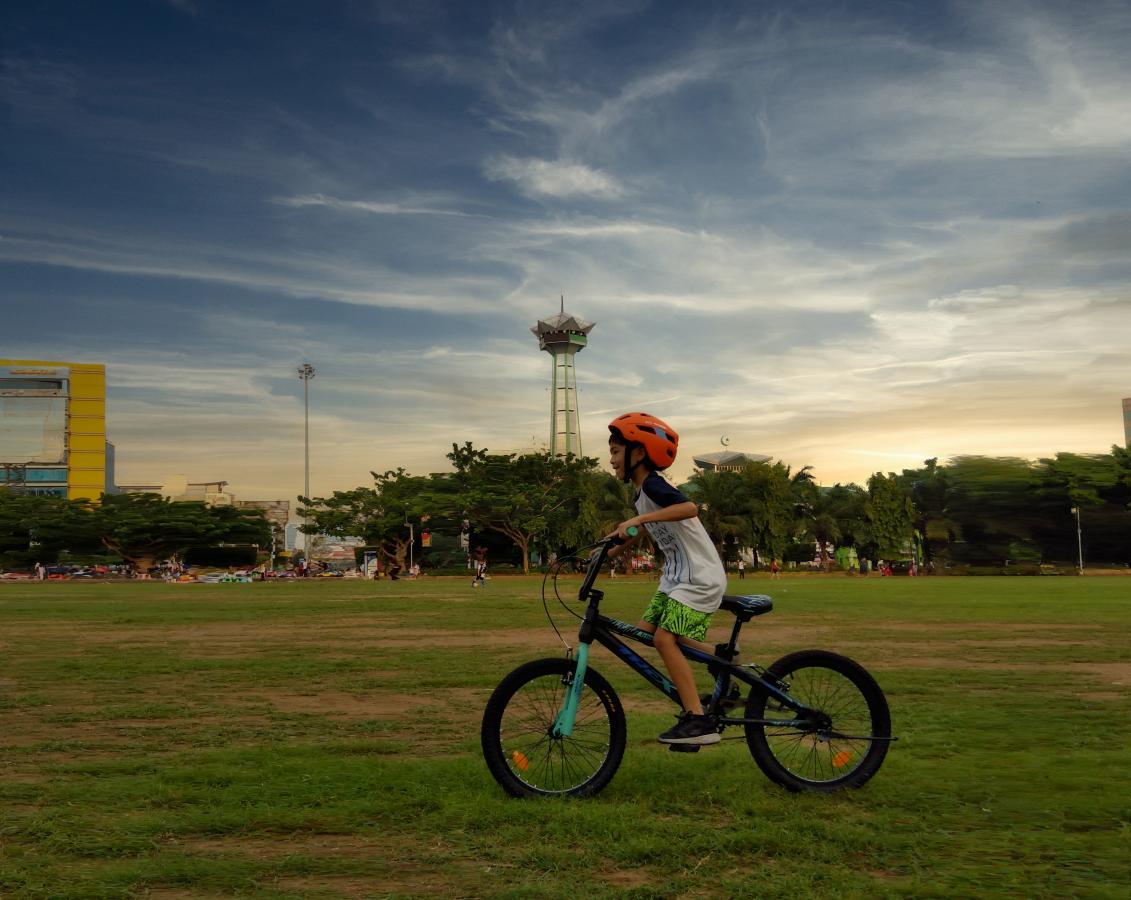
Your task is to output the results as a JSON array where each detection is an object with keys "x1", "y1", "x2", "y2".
[
  {"x1": 0, "y1": 359, "x2": 110, "y2": 501},
  {"x1": 236, "y1": 499, "x2": 290, "y2": 555},
  {"x1": 118, "y1": 478, "x2": 235, "y2": 505}
]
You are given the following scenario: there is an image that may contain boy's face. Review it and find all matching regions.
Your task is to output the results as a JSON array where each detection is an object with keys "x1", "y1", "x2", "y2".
[
  {"x1": 609, "y1": 438, "x2": 641, "y2": 480},
  {"x1": 608, "y1": 437, "x2": 627, "y2": 479}
]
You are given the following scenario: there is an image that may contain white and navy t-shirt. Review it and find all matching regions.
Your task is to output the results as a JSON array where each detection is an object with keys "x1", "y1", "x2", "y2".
[{"x1": 635, "y1": 472, "x2": 726, "y2": 613}]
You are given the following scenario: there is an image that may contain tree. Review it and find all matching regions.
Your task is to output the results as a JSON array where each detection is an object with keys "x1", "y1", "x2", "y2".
[
  {"x1": 0, "y1": 491, "x2": 96, "y2": 568},
  {"x1": 582, "y1": 472, "x2": 640, "y2": 573},
  {"x1": 864, "y1": 473, "x2": 916, "y2": 560},
  {"x1": 447, "y1": 445, "x2": 602, "y2": 574},
  {"x1": 86, "y1": 493, "x2": 271, "y2": 572},
  {"x1": 685, "y1": 469, "x2": 746, "y2": 562},
  {"x1": 737, "y1": 460, "x2": 806, "y2": 563},
  {"x1": 826, "y1": 483, "x2": 871, "y2": 554},
  {"x1": 798, "y1": 488, "x2": 843, "y2": 571},
  {"x1": 897, "y1": 458, "x2": 959, "y2": 566},
  {"x1": 1035, "y1": 451, "x2": 1130, "y2": 564},
  {"x1": 936, "y1": 457, "x2": 1043, "y2": 565},
  {"x1": 591, "y1": 473, "x2": 635, "y2": 537},
  {"x1": 298, "y1": 469, "x2": 439, "y2": 572}
]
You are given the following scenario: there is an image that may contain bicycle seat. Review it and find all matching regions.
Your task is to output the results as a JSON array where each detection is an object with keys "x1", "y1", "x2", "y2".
[{"x1": 720, "y1": 594, "x2": 773, "y2": 622}]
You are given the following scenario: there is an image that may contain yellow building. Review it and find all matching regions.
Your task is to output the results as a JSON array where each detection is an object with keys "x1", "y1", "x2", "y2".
[{"x1": 0, "y1": 359, "x2": 108, "y2": 502}]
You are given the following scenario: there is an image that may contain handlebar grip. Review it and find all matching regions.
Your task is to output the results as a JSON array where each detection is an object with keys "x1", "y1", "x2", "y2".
[{"x1": 609, "y1": 525, "x2": 640, "y2": 546}]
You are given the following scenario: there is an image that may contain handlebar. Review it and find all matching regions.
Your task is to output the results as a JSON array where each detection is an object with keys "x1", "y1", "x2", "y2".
[{"x1": 577, "y1": 525, "x2": 640, "y2": 600}]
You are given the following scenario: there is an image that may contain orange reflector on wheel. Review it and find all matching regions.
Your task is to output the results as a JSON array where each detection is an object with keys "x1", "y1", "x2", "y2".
[
  {"x1": 832, "y1": 750, "x2": 853, "y2": 768},
  {"x1": 511, "y1": 751, "x2": 530, "y2": 770}
]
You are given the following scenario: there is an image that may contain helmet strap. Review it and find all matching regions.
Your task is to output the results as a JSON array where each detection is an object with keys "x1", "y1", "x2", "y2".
[{"x1": 623, "y1": 445, "x2": 646, "y2": 483}]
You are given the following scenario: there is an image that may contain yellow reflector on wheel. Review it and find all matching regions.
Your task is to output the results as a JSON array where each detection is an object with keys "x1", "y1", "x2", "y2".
[
  {"x1": 511, "y1": 751, "x2": 530, "y2": 770},
  {"x1": 832, "y1": 750, "x2": 853, "y2": 768}
]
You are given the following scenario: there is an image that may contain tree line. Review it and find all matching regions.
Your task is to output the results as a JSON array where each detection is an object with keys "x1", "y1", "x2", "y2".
[
  {"x1": 0, "y1": 492, "x2": 272, "y2": 572},
  {"x1": 6, "y1": 443, "x2": 1127, "y2": 575},
  {"x1": 298, "y1": 443, "x2": 1131, "y2": 573},
  {"x1": 687, "y1": 449, "x2": 1131, "y2": 569},
  {"x1": 298, "y1": 443, "x2": 629, "y2": 574}
]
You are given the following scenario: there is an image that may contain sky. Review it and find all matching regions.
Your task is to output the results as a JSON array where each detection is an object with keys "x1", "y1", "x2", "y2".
[{"x1": 3, "y1": 0, "x2": 1131, "y2": 504}]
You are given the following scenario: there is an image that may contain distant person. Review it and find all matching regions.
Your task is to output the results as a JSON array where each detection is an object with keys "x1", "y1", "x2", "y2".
[
  {"x1": 35, "y1": 562, "x2": 46, "y2": 582},
  {"x1": 472, "y1": 545, "x2": 488, "y2": 588},
  {"x1": 770, "y1": 559, "x2": 781, "y2": 580},
  {"x1": 737, "y1": 559, "x2": 745, "y2": 580}
]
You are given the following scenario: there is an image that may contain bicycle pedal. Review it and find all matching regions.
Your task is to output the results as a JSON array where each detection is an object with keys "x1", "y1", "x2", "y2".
[{"x1": 667, "y1": 744, "x2": 701, "y2": 753}]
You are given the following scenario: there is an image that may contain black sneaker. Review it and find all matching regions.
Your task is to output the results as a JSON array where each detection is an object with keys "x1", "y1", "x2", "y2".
[{"x1": 658, "y1": 712, "x2": 720, "y2": 745}]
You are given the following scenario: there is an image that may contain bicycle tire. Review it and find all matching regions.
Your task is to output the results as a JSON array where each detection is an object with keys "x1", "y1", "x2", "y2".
[
  {"x1": 744, "y1": 649, "x2": 891, "y2": 792},
  {"x1": 481, "y1": 657, "x2": 626, "y2": 798}
]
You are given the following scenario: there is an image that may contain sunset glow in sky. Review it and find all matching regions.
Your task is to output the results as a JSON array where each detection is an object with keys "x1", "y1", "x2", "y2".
[{"x1": 4, "y1": 1, "x2": 1130, "y2": 501}]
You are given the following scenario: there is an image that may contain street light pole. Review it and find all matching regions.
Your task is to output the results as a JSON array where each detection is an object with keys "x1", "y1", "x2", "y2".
[
  {"x1": 298, "y1": 364, "x2": 316, "y2": 553},
  {"x1": 1070, "y1": 506, "x2": 1083, "y2": 575}
]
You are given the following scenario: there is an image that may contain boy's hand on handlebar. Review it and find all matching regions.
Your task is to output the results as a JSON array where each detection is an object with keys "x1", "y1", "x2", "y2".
[{"x1": 605, "y1": 520, "x2": 641, "y2": 542}]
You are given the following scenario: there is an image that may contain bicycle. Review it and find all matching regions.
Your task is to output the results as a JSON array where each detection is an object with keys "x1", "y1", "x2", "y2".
[{"x1": 481, "y1": 530, "x2": 895, "y2": 798}]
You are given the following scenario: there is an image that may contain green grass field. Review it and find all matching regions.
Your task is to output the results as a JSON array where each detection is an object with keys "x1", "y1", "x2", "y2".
[{"x1": 2, "y1": 574, "x2": 1129, "y2": 898}]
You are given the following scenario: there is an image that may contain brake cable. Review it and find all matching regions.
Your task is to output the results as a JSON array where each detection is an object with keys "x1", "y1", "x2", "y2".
[{"x1": 541, "y1": 542, "x2": 601, "y2": 653}]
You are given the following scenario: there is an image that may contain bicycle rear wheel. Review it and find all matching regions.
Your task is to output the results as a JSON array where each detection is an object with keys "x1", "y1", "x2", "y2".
[
  {"x1": 744, "y1": 649, "x2": 891, "y2": 792},
  {"x1": 481, "y1": 657, "x2": 626, "y2": 798}
]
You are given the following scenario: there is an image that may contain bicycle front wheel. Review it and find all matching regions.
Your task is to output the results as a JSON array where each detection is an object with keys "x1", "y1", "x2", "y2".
[
  {"x1": 481, "y1": 657, "x2": 626, "y2": 798},
  {"x1": 745, "y1": 649, "x2": 891, "y2": 792}
]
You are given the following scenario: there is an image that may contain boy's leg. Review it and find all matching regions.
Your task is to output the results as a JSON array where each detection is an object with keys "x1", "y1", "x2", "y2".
[
  {"x1": 653, "y1": 628, "x2": 703, "y2": 715},
  {"x1": 636, "y1": 618, "x2": 715, "y2": 657},
  {"x1": 639, "y1": 592, "x2": 720, "y2": 744},
  {"x1": 637, "y1": 624, "x2": 714, "y2": 655}
]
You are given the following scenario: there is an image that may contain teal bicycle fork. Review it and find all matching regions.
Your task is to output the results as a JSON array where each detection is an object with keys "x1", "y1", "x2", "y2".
[
  {"x1": 551, "y1": 528, "x2": 635, "y2": 740},
  {"x1": 551, "y1": 641, "x2": 590, "y2": 738}
]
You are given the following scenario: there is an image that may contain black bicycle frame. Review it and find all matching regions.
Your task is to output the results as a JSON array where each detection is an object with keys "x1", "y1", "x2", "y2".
[{"x1": 571, "y1": 541, "x2": 816, "y2": 728}]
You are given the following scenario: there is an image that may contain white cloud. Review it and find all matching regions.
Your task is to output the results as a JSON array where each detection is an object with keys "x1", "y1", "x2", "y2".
[
  {"x1": 274, "y1": 193, "x2": 474, "y2": 218},
  {"x1": 0, "y1": 223, "x2": 507, "y2": 314},
  {"x1": 483, "y1": 156, "x2": 625, "y2": 198}
]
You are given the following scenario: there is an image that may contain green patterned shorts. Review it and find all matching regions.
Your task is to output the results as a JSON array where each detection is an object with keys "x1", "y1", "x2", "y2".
[{"x1": 642, "y1": 590, "x2": 713, "y2": 641}]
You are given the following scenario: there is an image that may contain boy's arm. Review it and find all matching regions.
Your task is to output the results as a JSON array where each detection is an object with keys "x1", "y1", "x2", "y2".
[{"x1": 606, "y1": 501, "x2": 699, "y2": 541}]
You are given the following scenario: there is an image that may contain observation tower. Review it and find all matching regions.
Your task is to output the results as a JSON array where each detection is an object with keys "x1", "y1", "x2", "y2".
[{"x1": 531, "y1": 297, "x2": 594, "y2": 457}]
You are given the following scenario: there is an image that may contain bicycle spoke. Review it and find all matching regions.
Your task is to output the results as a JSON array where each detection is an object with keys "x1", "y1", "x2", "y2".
[
  {"x1": 496, "y1": 669, "x2": 614, "y2": 793},
  {"x1": 751, "y1": 659, "x2": 882, "y2": 785}
]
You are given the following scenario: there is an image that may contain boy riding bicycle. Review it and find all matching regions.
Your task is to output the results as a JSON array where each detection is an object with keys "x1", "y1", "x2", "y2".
[{"x1": 604, "y1": 412, "x2": 727, "y2": 746}]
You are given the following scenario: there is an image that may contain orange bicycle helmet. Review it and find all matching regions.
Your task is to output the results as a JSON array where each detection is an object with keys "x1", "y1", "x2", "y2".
[{"x1": 608, "y1": 412, "x2": 679, "y2": 473}]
